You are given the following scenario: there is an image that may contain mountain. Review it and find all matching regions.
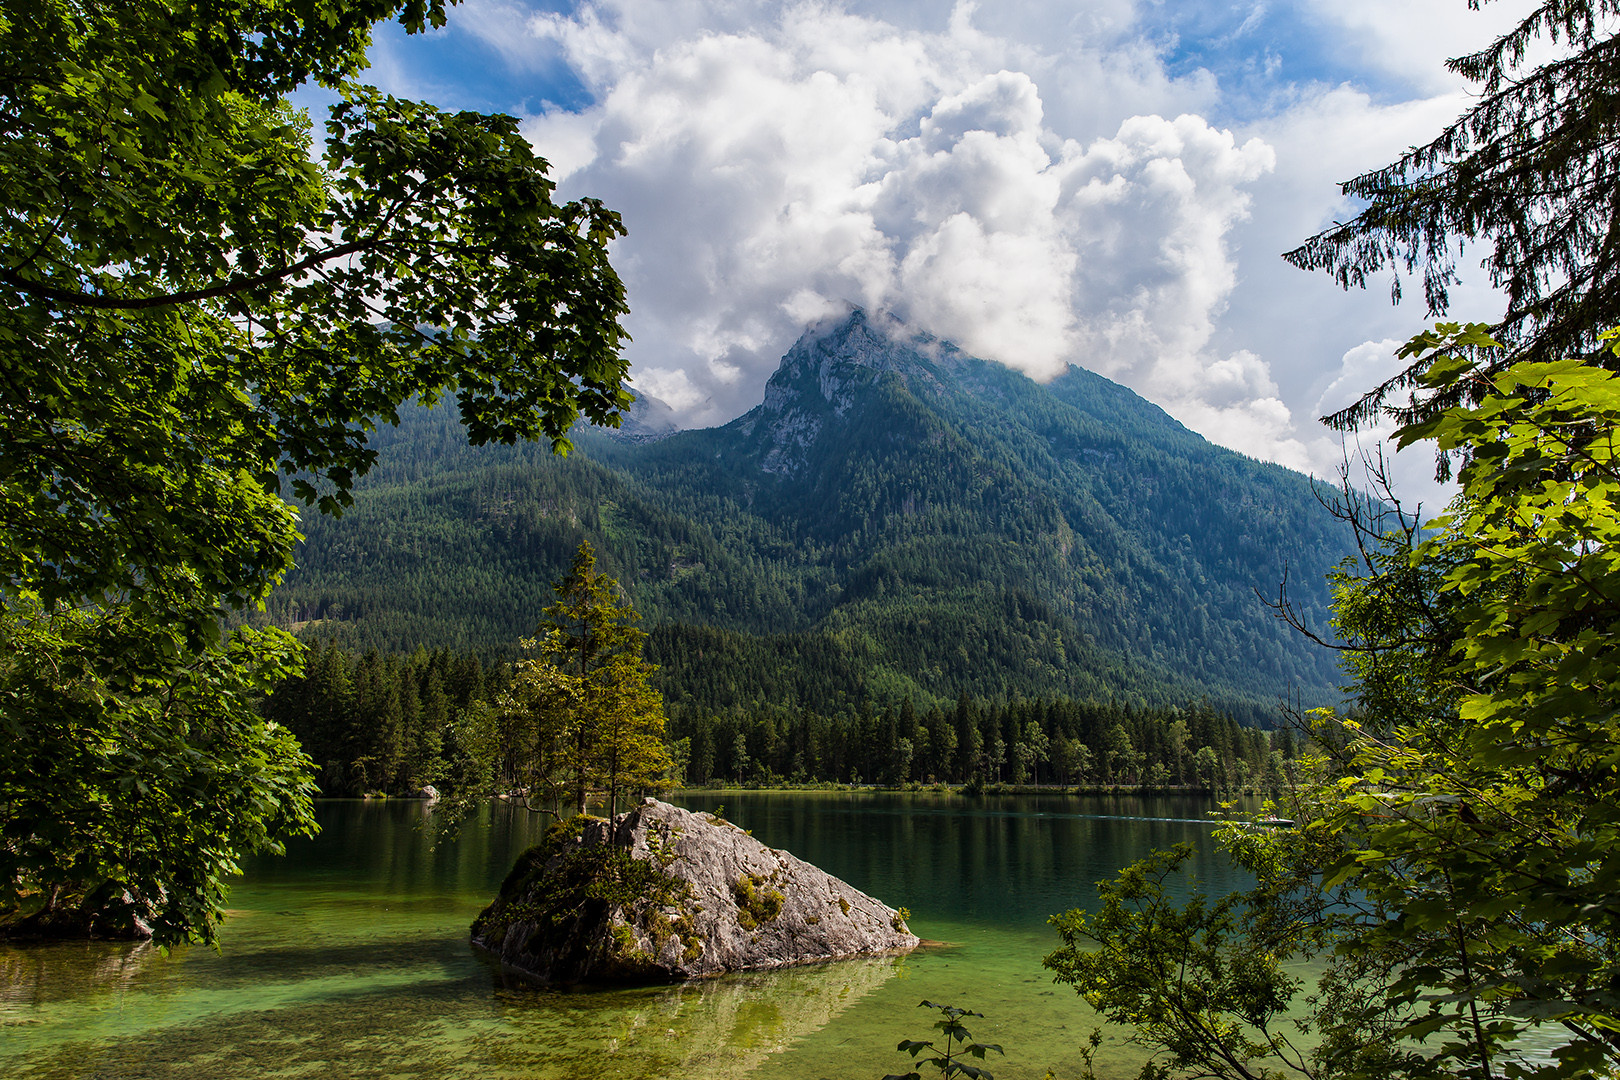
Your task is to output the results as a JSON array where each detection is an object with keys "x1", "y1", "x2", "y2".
[
  {"x1": 596, "y1": 387, "x2": 681, "y2": 443},
  {"x1": 266, "y1": 309, "x2": 1350, "y2": 722}
]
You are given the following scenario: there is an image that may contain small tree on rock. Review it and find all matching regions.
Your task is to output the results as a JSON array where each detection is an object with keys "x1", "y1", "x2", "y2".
[{"x1": 499, "y1": 543, "x2": 672, "y2": 818}]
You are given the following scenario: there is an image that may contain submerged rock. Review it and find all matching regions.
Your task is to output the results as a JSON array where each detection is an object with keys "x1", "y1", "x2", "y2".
[{"x1": 470, "y1": 798, "x2": 918, "y2": 984}]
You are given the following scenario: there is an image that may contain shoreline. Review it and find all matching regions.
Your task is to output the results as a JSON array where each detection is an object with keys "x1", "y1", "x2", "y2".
[{"x1": 665, "y1": 782, "x2": 1270, "y2": 797}]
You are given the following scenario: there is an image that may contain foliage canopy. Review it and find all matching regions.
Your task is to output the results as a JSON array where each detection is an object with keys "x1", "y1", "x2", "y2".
[
  {"x1": 0, "y1": 0, "x2": 629, "y2": 944},
  {"x1": 493, "y1": 543, "x2": 672, "y2": 819},
  {"x1": 1048, "y1": 325, "x2": 1620, "y2": 1079}
]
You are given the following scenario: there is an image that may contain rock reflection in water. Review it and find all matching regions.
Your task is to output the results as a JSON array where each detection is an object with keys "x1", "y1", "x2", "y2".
[
  {"x1": 481, "y1": 956, "x2": 904, "y2": 1079},
  {"x1": 1, "y1": 933, "x2": 900, "y2": 1080},
  {"x1": 1, "y1": 941, "x2": 161, "y2": 1010}
]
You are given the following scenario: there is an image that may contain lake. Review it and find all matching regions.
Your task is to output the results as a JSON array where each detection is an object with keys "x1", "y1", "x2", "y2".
[{"x1": 1, "y1": 792, "x2": 1251, "y2": 1079}]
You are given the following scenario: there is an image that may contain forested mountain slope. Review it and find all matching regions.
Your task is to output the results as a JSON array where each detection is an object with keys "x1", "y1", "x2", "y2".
[{"x1": 267, "y1": 309, "x2": 1350, "y2": 722}]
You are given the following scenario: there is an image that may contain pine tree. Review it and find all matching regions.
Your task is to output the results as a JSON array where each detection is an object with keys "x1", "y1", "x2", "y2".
[
  {"x1": 592, "y1": 650, "x2": 673, "y2": 815},
  {"x1": 925, "y1": 704, "x2": 953, "y2": 783},
  {"x1": 877, "y1": 705, "x2": 900, "y2": 785},
  {"x1": 501, "y1": 542, "x2": 671, "y2": 816},
  {"x1": 348, "y1": 650, "x2": 399, "y2": 793},
  {"x1": 1286, "y1": 0, "x2": 1620, "y2": 433},
  {"x1": 305, "y1": 641, "x2": 355, "y2": 792},
  {"x1": 447, "y1": 653, "x2": 486, "y2": 712},
  {"x1": 953, "y1": 693, "x2": 981, "y2": 783},
  {"x1": 398, "y1": 668, "x2": 442, "y2": 792}
]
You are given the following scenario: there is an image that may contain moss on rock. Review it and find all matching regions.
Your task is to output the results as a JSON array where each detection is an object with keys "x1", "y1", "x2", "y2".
[{"x1": 472, "y1": 799, "x2": 917, "y2": 984}]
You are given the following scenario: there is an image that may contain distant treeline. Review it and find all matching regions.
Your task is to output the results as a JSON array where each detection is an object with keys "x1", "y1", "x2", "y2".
[
  {"x1": 264, "y1": 643, "x2": 1296, "y2": 797},
  {"x1": 262, "y1": 641, "x2": 510, "y2": 798},
  {"x1": 646, "y1": 620, "x2": 1290, "y2": 731},
  {"x1": 675, "y1": 695, "x2": 1294, "y2": 791}
]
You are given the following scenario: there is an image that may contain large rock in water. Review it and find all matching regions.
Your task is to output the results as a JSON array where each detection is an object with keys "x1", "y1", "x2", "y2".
[{"x1": 471, "y1": 798, "x2": 918, "y2": 984}]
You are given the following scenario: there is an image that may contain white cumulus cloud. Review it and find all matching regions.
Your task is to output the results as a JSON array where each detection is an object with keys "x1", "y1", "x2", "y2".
[
  {"x1": 510, "y1": 0, "x2": 1305, "y2": 443},
  {"x1": 381, "y1": 0, "x2": 1507, "y2": 496}
]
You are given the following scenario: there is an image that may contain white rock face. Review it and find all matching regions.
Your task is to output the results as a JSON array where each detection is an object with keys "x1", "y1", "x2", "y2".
[
  {"x1": 740, "y1": 307, "x2": 958, "y2": 476},
  {"x1": 471, "y1": 798, "x2": 918, "y2": 984}
]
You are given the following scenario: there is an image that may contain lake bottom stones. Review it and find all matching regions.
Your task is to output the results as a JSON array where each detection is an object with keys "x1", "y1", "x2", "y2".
[{"x1": 470, "y1": 797, "x2": 918, "y2": 984}]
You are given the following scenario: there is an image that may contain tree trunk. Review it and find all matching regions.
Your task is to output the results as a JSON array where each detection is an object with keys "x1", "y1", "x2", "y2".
[{"x1": 575, "y1": 721, "x2": 588, "y2": 816}]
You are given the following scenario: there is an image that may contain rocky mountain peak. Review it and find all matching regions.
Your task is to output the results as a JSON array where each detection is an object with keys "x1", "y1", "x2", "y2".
[
  {"x1": 595, "y1": 387, "x2": 680, "y2": 443},
  {"x1": 733, "y1": 307, "x2": 958, "y2": 475},
  {"x1": 771, "y1": 307, "x2": 958, "y2": 408}
]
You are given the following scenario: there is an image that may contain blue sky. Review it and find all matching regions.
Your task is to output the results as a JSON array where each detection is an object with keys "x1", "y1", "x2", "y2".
[
  {"x1": 366, "y1": 2, "x2": 1433, "y2": 118},
  {"x1": 331, "y1": 0, "x2": 1532, "y2": 505}
]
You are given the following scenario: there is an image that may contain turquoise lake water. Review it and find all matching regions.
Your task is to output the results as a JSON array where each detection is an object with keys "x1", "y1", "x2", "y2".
[{"x1": 1, "y1": 792, "x2": 1250, "y2": 1079}]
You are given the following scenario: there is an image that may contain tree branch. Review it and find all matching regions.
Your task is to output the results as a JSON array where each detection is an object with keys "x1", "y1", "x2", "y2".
[{"x1": 2, "y1": 237, "x2": 378, "y2": 311}]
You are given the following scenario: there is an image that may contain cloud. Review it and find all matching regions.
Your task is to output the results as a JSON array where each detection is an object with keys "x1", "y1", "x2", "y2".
[
  {"x1": 1062, "y1": 113, "x2": 1274, "y2": 372},
  {"x1": 1299, "y1": 0, "x2": 1542, "y2": 95},
  {"x1": 351, "y1": 0, "x2": 1488, "y2": 500},
  {"x1": 1310, "y1": 336, "x2": 1460, "y2": 512},
  {"x1": 1314, "y1": 337, "x2": 1407, "y2": 422},
  {"x1": 446, "y1": 0, "x2": 560, "y2": 72},
  {"x1": 506, "y1": 1, "x2": 1309, "y2": 445},
  {"x1": 630, "y1": 366, "x2": 708, "y2": 413}
]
